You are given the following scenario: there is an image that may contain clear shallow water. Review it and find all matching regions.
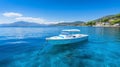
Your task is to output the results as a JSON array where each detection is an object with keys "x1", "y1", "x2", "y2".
[{"x1": 0, "y1": 26, "x2": 120, "y2": 67}]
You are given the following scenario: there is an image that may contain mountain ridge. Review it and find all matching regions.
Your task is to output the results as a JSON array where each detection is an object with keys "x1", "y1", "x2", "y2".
[{"x1": 0, "y1": 21, "x2": 49, "y2": 27}]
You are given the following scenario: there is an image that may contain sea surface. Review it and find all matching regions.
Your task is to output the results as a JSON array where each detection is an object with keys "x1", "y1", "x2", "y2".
[{"x1": 0, "y1": 26, "x2": 120, "y2": 67}]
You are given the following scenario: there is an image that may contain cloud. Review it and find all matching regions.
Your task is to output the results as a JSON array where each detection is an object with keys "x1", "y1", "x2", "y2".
[
  {"x1": 3, "y1": 12, "x2": 23, "y2": 17},
  {"x1": 2, "y1": 12, "x2": 59, "y2": 24},
  {"x1": 15, "y1": 17, "x2": 45, "y2": 24}
]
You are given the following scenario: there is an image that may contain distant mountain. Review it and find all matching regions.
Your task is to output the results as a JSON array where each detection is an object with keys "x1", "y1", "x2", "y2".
[
  {"x1": 0, "y1": 21, "x2": 48, "y2": 27},
  {"x1": 54, "y1": 21, "x2": 85, "y2": 26}
]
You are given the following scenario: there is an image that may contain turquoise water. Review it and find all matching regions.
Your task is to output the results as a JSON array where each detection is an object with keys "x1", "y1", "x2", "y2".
[{"x1": 0, "y1": 26, "x2": 120, "y2": 67}]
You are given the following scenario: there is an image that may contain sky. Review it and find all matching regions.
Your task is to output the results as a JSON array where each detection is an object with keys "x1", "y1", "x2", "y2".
[{"x1": 0, "y1": 0, "x2": 120, "y2": 24}]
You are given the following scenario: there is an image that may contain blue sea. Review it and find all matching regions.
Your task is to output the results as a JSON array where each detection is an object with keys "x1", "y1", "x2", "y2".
[{"x1": 0, "y1": 26, "x2": 120, "y2": 67}]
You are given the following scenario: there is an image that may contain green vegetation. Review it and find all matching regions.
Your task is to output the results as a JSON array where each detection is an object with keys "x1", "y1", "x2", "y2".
[
  {"x1": 100, "y1": 18, "x2": 109, "y2": 22},
  {"x1": 115, "y1": 14, "x2": 120, "y2": 18},
  {"x1": 110, "y1": 19, "x2": 120, "y2": 25},
  {"x1": 86, "y1": 13, "x2": 120, "y2": 26},
  {"x1": 85, "y1": 21, "x2": 96, "y2": 26}
]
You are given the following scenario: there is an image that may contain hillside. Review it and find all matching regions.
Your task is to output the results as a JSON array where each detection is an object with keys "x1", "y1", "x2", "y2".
[{"x1": 86, "y1": 13, "x2": 120, "y2": 26}]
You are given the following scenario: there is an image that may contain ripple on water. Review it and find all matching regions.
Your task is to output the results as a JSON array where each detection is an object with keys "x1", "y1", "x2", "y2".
[{"x1": 0, "y1": 27, "x2": 120, "y2": 67}]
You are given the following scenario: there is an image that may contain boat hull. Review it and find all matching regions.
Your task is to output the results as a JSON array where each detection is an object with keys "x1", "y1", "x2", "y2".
[{"x1": 46, "y1": 35, "x2": 88, "y2": 45}]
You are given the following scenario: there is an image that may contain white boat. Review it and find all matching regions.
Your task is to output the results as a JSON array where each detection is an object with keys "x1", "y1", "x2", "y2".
[{"x1": 46, "y1": 29, "x2": 88, "y2": 45}]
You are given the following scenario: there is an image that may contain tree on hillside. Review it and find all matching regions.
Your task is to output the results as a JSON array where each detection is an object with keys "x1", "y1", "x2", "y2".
[
  {"x1": 100, "y1": 18, "x2": 109, "y2": 22},
  {"x1": 86, "y1": 21, "x2": 96, "y2": 26},
  {"x1": 110, "y1": 19, "x2": 120, "y2": 25},
  {"x1": 115, "y1": 14, "x2": 120, "y2": 18}
]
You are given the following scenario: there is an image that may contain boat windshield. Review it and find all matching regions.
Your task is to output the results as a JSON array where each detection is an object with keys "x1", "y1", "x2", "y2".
[
  {"x1": 61, "y1": 29, "x2": 80, "y2": 35},
  {"x1": 61, "y1": 32, "x2": 70, "y2": 35},
  {"x1": 61, "y1": 31, "x2": 80, "y2": 35},
  {"x1": 62, "y1": 29, "x2": 80, "y2": 32}
]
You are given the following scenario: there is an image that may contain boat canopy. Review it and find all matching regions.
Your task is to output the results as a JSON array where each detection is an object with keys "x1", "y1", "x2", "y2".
[{"x1": 62, "y1": 29, "x2": 80, "y2": 32}]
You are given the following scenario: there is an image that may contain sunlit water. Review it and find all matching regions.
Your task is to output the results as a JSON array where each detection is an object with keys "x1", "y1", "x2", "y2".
[{"x1": 0, "y1": 26, "x2": 120, "y2": 67}]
